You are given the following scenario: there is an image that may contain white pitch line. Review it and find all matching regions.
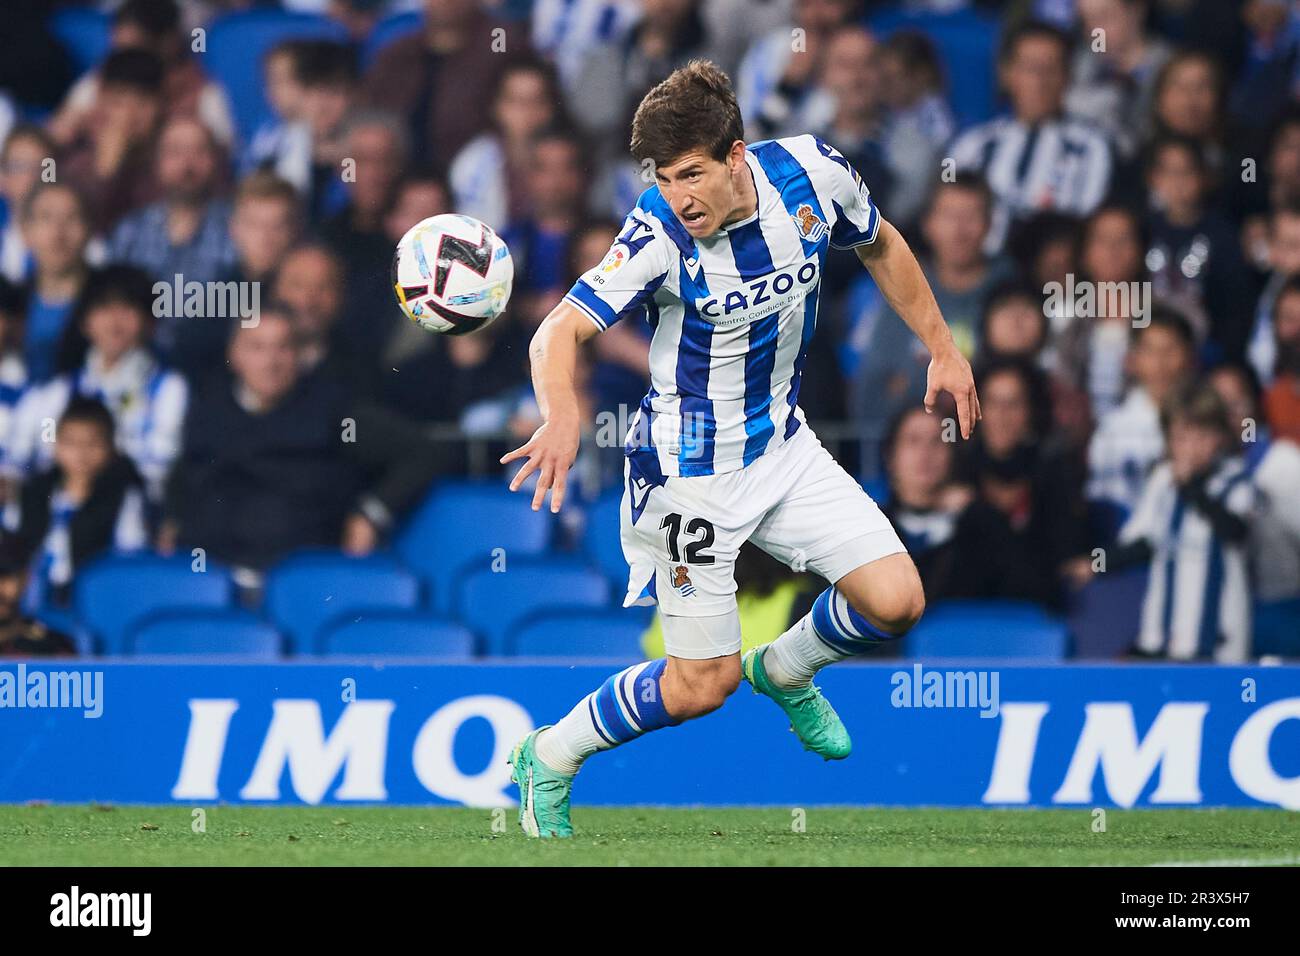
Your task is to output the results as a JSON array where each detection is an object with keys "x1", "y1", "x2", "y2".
[{"x1": 1144, "y1": 855, "x2": 1300, "y2": 867}]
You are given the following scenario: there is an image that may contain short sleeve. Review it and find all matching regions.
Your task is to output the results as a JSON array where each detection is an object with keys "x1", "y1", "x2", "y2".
[
  {"x1": 813, "y1": 136, "x2": 883, "y2": 250},
  {"x1": 564, "y1": 210, "x2": 670, "y2": 331}
]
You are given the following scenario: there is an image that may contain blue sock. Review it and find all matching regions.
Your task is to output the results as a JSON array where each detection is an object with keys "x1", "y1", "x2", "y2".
[
  {"x1": 766, "y1": 586, "x2": 907, "y2": 687},
  {"x1": 535, "y1": 658, "x2": 678, "y2": 774}
]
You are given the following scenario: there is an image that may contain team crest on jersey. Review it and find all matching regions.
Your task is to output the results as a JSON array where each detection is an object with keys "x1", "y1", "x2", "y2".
[
  {"x1": 672, "y1": 565, "x2": 696, "y2": 597},
  {"x1": 792, "y1": 203, "x2": 827, "y2": 242}
]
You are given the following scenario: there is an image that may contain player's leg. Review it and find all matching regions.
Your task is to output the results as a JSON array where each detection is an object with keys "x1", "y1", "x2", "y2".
[
  {"x1": 510, "y1": 615, "x2": 743, "y2": 838},
  {"x1": 762, "y1": 552, "x2": 924, "y2": 690},
  {"x1": 510, "y1": 463, "x2": 752, "y2": 837},
  {"x1": 744, "y1": 428, "x2": 917, "y2": 757}
]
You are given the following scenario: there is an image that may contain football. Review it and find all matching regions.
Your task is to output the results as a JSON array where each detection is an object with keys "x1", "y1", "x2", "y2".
[{"x1": 391, "y1": 214, "x2": 514, "y2": 335}]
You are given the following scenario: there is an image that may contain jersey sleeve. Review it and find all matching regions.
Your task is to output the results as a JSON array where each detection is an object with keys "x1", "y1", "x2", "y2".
[
  {"x1": 563, "y1": 209, "x2": 671, "y2": 331},
  {"x1": 811, "y1": 136, "x2": 883, "y2": 250}
]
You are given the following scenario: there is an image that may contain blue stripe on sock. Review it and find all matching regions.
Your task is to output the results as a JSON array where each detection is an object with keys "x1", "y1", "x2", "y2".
[
  {"x1": 587, "y1": 694, "x2": 616, "y2": 745},
  {"x1": 810, "y1": 589, "x2": 864, "y2": 655},
  {"x1": 595, "y1": 675, "x2": 640, "y2": 743},
  {"x1": 811, "y1": 587, "x2": 907, "y2": 654},
  {"x1": 841, "y1": 598, "x2": 902, "y2": 642},
  {"x1": 632, "y1": 658, "x2": 677, "y2": 730}
]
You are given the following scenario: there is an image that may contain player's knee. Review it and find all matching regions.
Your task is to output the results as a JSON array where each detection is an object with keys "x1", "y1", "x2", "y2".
[
  {"x1": 667, "y1": 658, "x2": 741, "y2": 718},
  {"x1": 869, "y1": 585, "x2": 925, "y2": 636}
]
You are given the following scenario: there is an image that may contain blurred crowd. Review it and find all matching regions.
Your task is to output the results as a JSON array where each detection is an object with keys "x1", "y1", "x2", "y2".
[{"x1": 0, "y1": 0, "x2": 1298, "y2": 661}]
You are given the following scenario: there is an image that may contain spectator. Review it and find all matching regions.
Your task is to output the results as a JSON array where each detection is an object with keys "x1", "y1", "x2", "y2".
[
  {"x1": 1112, "y1": 381, "x2": 1253, "y2": 662},
  {"x1": 951, "y1": 20, "x2": 1112, "y2": 252},
  {"x1": 1247, "y1": 199, "x2": 1300, "y2": 385},
  {"x1": 240, "y1": 40, "x2": 313, "y2": 188},
  {"x1": 4, "y1": 266, "x2": 187, "y2": 502},
  {"x1": 377, "y1": 175, "x2": 454, "y2": 367},
  {"x1": 883, "y1": 405, "x2": 1046, "y2": 604},
  {"x1": 957, "y1": 357, "x2": 1091, "y2": 609},
  {"x1": 449, "y1": 57, "x2": 567, "y2": 231},
  {"x1": 1087, "y1": 305, "x2": 1196, "y2": 514},
  {"x1": 503, "y1": 127, "x2": 592, "y2": 329},
  {"x1": 1064, "y1": 0, "x2": 1171, "y2": 159},
  {"x1": 1053, "y1": 203, "x2": 1150, "y2": 419},
  {"x1": 1262, "y1": 275, "x2": 1300, "y2": 445},
  {"x1": 271, "y1": 243, "x2": 372, "y2": 393},
  {"x1": 319, "y1": 109, "x2": 410, "y2": 357},
  {"x1": 847, "y1": 173, "x2": 1011, "y2": 469},
  {"x1": 11, "y1": 398, "x2": 148, "y2": 608},
  {"x1": 1208, "y1": 360, "x2": 1300, "y2": 604},
  {"x1": 736, "y1": 0, "x2": 859, "y2": 139},
  {"x1": 18, "y1": 183, "x2": 92, "y2": 385},
  {"x1": 0, "y1": 278, "x2": 27, "y2": 449},
  {"x1": 60, "y1": 49, "x2": 166, "y2": 233},
  {"x1": 47, "y1": 0, "x2": 234, "y2": 149},
  {"x1": 163, "y1": 309, "x2": 444, "y2": 580},
  {"x1": 1149, "y1": 49, "x2": 1229, "y2": 174},
  {"x1": 978, "y1": 280, "x2": 1092, "y2": 449},
  {"x1": 170, "y1": 171, "x2": 302, "y2": 383},
  {"x1": 1143, "y1": 134, "x2": 1257, "y2": 363},
  {"x1": 806, "y1": 27, "x2": 894, "y2": 227},
  {"x1": 877, "y1": 31, "x2": 956, "y2": 229},
  {"x1": 0, "y1": 530, "x2": 74, "y2": 657},
  {"x1": 0, "y1": 124, "x2": 56, "y2": 284},
  {"x1": 108, "y1": 116, "x2": 237, "y2": 292},
  {"x1": 299, "y1": 41, "x2": 362, "y2": 225},
  {"x1": 364, "y1": 0, "x2": 528, "y2": 177},
  {"x1": 532, "y1": 0, "x2": 640, "y2": 92}
]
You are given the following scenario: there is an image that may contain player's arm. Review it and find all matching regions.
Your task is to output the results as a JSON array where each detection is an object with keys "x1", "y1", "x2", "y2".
[
  {"x1": 855, "y1": 220, "x2": 981, "y2": 438},
  {"x1": 500, "y1": 300, "x2": 601, "y2": 513}
]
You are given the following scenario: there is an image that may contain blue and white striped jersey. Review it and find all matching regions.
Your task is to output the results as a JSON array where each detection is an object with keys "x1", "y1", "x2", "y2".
[{"x1": 564, "y1": 134, "x2": 881, "y2": 479}]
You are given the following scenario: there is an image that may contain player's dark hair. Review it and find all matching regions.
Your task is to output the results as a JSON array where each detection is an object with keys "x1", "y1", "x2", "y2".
[
  {"x1": 58, "y1": 396, "x2": 117, "y2": 446},
  {"x1": 99, "y1": 48, "x2": 165, "y2": 94},
  {"x1": 630, "y1": 60, "x2": 744, "y2": 169},
  {"x1": 999, "y1": 19, "x2": 1071, "y2": 65}
]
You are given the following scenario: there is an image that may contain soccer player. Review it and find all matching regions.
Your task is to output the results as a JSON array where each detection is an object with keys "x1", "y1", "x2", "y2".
[{"x1": 501, "y1": 61, "x2": 979, "y2": 837}]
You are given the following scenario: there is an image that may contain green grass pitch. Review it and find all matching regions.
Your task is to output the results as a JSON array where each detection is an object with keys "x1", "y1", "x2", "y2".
[{"x1": 2, "y1": 805, "x2": 1297, "y2": 866}]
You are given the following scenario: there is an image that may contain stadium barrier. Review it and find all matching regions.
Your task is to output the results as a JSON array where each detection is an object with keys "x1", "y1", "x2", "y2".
[{"x1": 2, "y1": 661, "x2": 1297, "y2": 809}]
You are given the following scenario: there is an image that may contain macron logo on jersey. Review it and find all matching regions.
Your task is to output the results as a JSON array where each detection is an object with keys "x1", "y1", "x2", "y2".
[{"x1": 695, "y1": 258, "x2": 820, "y2": 326}]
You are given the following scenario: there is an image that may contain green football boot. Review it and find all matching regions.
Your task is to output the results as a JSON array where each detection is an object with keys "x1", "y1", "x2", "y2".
[
  {"x1": 508, "y1": 727, "x2": 575, "y2": 838},
  {"x1": 742, "y1": 645, "x2": 852, "y2": 760}
]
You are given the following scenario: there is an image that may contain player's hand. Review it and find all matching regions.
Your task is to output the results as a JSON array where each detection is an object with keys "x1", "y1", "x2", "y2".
[
  {"x1": 500, "y1": 416, "x2": 580, "y2": 513},
  {"x1": 924, "y1": 345, "x2": 981, "y2": 439}
]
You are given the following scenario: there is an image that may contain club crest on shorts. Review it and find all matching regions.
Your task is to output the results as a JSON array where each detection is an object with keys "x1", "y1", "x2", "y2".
[{"x1": 672, "y1": 565, "x2": 696, "y2": 597}]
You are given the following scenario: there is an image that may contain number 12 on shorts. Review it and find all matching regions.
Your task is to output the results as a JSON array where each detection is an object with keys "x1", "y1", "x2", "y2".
[{"x1": 660, "y1": 513, "x2": 716, "y2": 564}]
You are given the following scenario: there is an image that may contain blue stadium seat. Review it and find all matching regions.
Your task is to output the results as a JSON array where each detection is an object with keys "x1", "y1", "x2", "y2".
[
  {"x1": 1254, "y1": 598, "x2": 1300, "y2": 658},
  {"x1": 904, "y1": 600, "x2": 1070, "y2": 661},
  {"x1": 263, "y1": 551, "x2": 422, "y2": 655},
  {"x1": 361, "y1": 11, "x2": 422, "y2": 66},
  {"x1": 395, "y1": 481, "x2": 554, "y2": 612},
  {"x1": 1068, "y1": 567, "x2": 1147, "y2": 658},
  {"x1": 49, "y1": 6, "x2": 111, "y2": 72},
  {"x1": 456, "y1": 560, "x2": 611, "y2": 656},
  {"x1": 582, "y1": 488, "x2": 627, "y2": 588},
  {"x1": 319, "y1": 612, "x2": 476, "y2": 658},
  {"x1": 131, "y1": 610, "x2": 282, "y2": 658},
  {"x1": 204, "y1": 10, "x2": 348, "y2": 141},
  {"x1": 512, "y1": 609, "x2": 649, "y2": 659},
  {"x1": 75, "y1": 554, "x2": 236, "y2": 655}
]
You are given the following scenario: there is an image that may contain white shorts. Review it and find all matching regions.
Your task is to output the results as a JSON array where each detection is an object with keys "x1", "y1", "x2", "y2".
[{"x1": 620, "y1": 425, "x2": 906, "y2": 659}]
